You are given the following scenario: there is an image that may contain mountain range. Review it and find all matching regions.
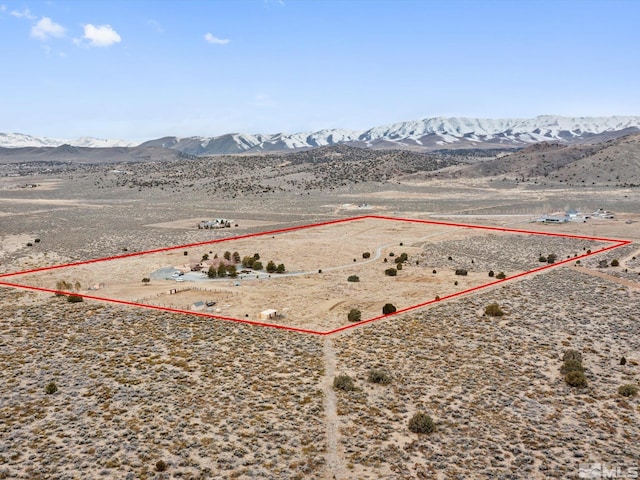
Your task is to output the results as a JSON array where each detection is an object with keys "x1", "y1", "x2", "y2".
[{"x1": 2, "y1": 115, "x2": 640, "y2": 155}]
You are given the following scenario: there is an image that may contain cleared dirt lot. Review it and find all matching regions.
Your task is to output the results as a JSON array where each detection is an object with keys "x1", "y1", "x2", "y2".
[{"x1": 4, "y1": 216, "x2": 615, "y2": 333}]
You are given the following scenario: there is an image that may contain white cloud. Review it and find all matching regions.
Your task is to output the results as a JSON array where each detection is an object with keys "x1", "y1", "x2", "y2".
[
  {"x1": 204, "y1": 32, "x2": 229, "y2": 45},
  {"x1": 10, "y1": 7, "x2": 36, "y2": 19},
  {"x1": 31, "y1": 17, "x2": 66, "y2": 40},
  {"x1": 1, "y1": 5, "x2": 7, "y2": 12},
  {"x1": 82, "y1": 24, "x2": 121, "y2": 47}
]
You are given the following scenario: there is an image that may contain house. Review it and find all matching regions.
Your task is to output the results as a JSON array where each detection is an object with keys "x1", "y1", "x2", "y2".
[{"x1": 259, "y1": 309, "x2": 278, "y2": 320}]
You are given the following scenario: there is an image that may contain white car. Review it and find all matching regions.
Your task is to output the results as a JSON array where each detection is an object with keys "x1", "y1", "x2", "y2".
[{"x1": 175, "y1": 278, "x2": 185, "y2": 282}]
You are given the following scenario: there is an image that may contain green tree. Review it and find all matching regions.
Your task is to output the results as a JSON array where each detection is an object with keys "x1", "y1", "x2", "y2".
[
  {"x1": 224, "y1": 251, "x2": 231, "y2": 261},
  {"x1": 266, "y1": 261, "x2": 277, "y2": 273},
  {"x1": 242, "y1": 256, "x2": 255, "y2": 268},
  {"x1": 208, "y1": 266, "x2": 217, "y2": 278},
  {"x1": 202, "y1": 253, "x2": 209, "y2": 261},
  {"x1": 233, "y1": 251, "x2": 241, "y2": 263},
  {"x1": 217, "y1": 264, "x2": 227, "y2": 277},
  {"x1": 226, "y1": 265, "x2": 237, "y2": 277},
  {"x1": 253, "y1": 261, "x2": 263, "y2": 271}
]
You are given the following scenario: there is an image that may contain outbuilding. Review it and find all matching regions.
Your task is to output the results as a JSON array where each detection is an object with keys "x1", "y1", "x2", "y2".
[{"x1": 259, "y1": 309, "x2": 278, "y2": 320}]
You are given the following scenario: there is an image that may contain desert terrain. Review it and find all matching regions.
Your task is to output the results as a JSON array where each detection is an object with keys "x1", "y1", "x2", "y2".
[{"x1": 1, "y1": 146, "x2": 639, "y2": 479}]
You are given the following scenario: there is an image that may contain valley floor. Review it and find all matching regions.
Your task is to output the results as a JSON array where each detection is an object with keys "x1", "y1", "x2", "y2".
[{"x1": 1, "y1": 173, "x2": 639, "y2": 479}]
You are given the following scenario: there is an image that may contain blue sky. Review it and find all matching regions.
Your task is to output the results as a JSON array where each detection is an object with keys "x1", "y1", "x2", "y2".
[{"x1": 1, "y1": 0, "x2": 638, "y2": 140}]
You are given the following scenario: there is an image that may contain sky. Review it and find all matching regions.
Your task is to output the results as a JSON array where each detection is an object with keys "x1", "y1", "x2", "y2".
[{"x1": 1, "y1": 0, "x2": 639, "y2": 141}]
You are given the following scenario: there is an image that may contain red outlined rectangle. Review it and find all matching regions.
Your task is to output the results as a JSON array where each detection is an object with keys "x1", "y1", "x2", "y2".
[{"x1": 0, "y1": 215, "x2": 631, "y2": 336}]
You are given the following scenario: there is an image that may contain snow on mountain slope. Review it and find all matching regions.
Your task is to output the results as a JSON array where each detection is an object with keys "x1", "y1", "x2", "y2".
[
  {"x1": 0, "y1": 132, "x2": 136, "y2": 149},
  {"x1": 3, "y1": 116, "x2": 640, "y2": 153}
]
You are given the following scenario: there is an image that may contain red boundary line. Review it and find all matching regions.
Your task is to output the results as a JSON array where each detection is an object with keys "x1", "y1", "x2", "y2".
[{"x1": 0, "y1": 214, "x2": 631, "y2": 336}]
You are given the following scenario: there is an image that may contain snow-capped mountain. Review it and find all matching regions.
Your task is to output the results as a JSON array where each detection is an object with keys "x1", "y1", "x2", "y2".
[
  {"x1": 3, "y1": 116, "x2": 640, "y2": 154},
  {"x1": 139, "y1": 116, "x2": 640, "y2": 154},
  {"x1": 0, "y1": 132, "x2": 136, "y2": 149}
]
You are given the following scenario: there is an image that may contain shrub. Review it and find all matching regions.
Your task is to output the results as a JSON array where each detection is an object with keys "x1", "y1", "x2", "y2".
[
  {"x1": 184, "y1": 251, "x2": 188, "y2": 256},
  {"x1": 25, "y1": 242, "x2": 33, "y2": 247},
  {"x1": 276, "y1": 263, "x2": 286, "y2": 273},
  {"x1": 142, "y1": 277, "x2": 150, "y2": 284},
  {"x1": 347, "y1": 309, "x2": 361, "y2": 322},
  {"x1": 347, "y1": 275, "x2": 360, "y2": 282},
  {"x1": 384, "y1": 268, "x2": 397, "y2": 277},
  {"x1": 55, "y1": 280, "x2": 72, "y2": 296},
  {"x1": 368, "y1": 369, "x2": 392, "y2": 385},
  {"x1": 362, "y1": 252, "x2": 371, "y2": 259},
  {"x1": 611, "y1": 259, "x2": 620, "y2": 267},
  {"x1": 495, "y1": 272, "x2": 506, "y2": 279},
  {"x1": 253, "y1": 261, "x2": 263, "y2": 271},
  {"x1": 397, "y1": 263, "x2": 403, "y2": 270},
  {"x1": 455, "y1": 269, "x2": 467, "y2": 276},
  {"x1": 226, "y1": 265, "x2": 237, "y2": 277},
  {"x1": 266, "y1": 261, "x2": 277, "y2": 273},
  {"x1": 201, "y1": 253, "x2": 209, "y2": 261},
  {"x1": 34, "y1": 238, "x2": 41, "y2": 243},
  {"x1": 432, "y1": 269, "x2": 437, "y2": 274},
  {"x1": 155, "y1": 460, "x2": 168, "y2": 472},
  {"x1": 620, "y1": 357, "x2": 627, "y2": 366},
  {"x1": 547, "y1": 253, "x2": 557, "y2": 264},
  {"x1": 618, "y1": 384, "x2": 638, "y2": 397},
  {"x1": 45, "y1": 382, "x2": 58, "y2": 395},
  {"x1": 484, "y1": 303, "x2": 504, "y2": 316},
  {"x1": 382, "y1": 303, "x2": 396, "y2": 315},
  {"x1": 538, "y1": 256, "x2": 547, "y2": 262},
  {"x1": 233, "y1": 251, "x2": 241, "y2": 263},
  {"x1": 488, "y1": 270, "x2": 495, "y2": 277},
  {"x1": 67, "y1": 295, "x2": 83, "y2": 303},
  {"x1": 562, "y1": 350, "x2": 583, "y2": 363},
  {"x1": 224, "y1": 251, "x2": 231, "y2": 261},
  {"x1": 207, "y1": 266, "x2": 216, "y2": 278},
  {"x1": 389, "y1": 252, "x2": 395, "y2": 257},
  {"x1": 408, "y1": 412, "x2": 435, "y2": 434},
  {"x1": 333, "y1": 374, "x2": 355, "y2": 392},
  {"x1": 565, "y1": 370, "x2": 587, "y2": 387},
  {"x1": 560, "y1": 359, "x2": 585, "y2": 374}
]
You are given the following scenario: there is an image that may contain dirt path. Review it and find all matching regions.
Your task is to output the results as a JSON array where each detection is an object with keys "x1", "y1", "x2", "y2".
[
  {"x1": 571, "y1": 265, "x2": 640, "y2": 290},
  {"x1": 322, "y1": 337, "x2": 346, "y2": 479},
  {"x1": 619, "y1": 246, "x2": 640, "y2": 269}
]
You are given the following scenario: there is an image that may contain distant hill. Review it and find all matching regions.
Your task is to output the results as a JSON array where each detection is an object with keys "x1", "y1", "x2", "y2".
[
  {"x1": 3, "y1": 115, "x2": 640, "y2": 154},
  {"x1": 446, "y1": 132, "x2": 640, "y2": 186}
]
